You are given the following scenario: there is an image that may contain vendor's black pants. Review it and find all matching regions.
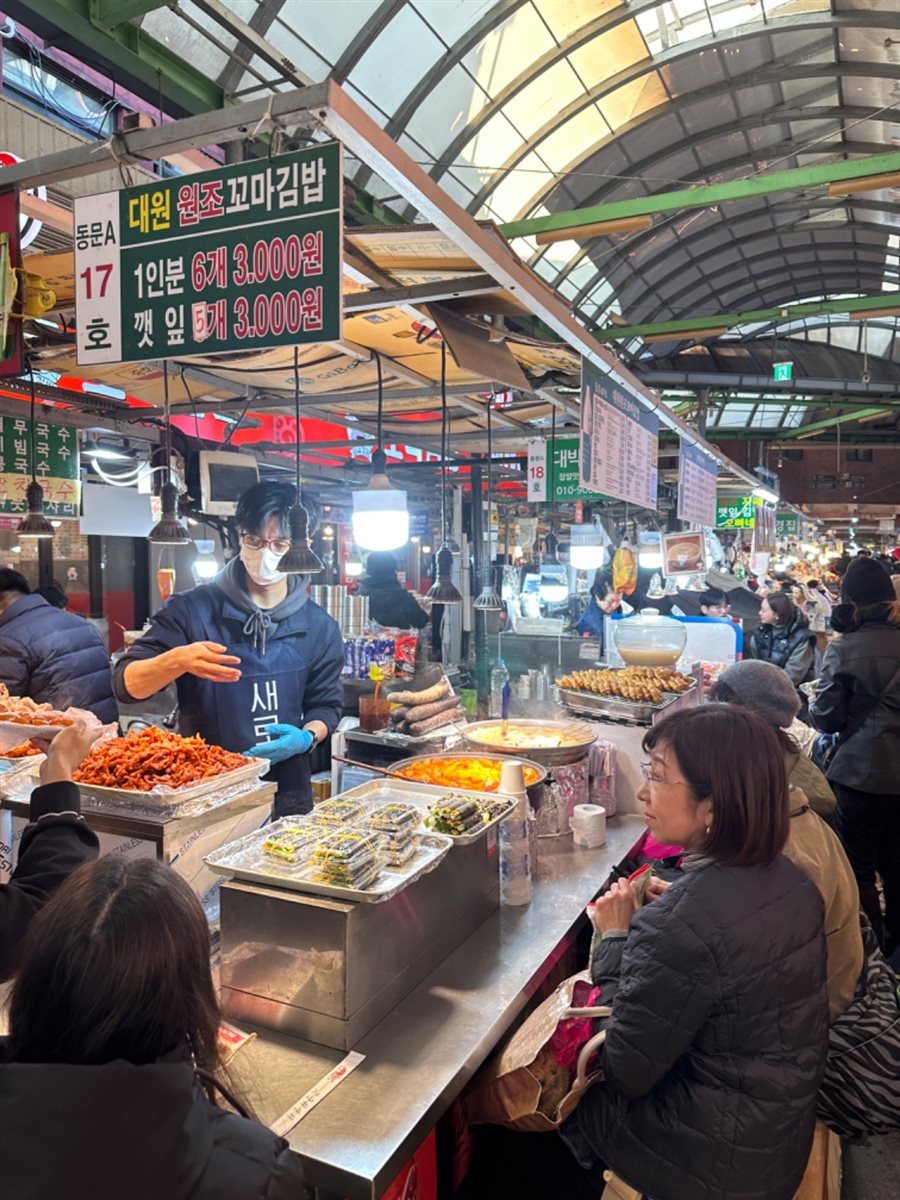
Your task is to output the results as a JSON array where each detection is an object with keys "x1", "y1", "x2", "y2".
[{"x1": 834, "y1": 782, "x2": 900, "y2": 952}]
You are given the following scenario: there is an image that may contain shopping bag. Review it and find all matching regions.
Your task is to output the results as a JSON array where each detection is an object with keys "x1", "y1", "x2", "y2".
[{"x1": 465, "y1": 972, "x2": 612, "y2": 1133}]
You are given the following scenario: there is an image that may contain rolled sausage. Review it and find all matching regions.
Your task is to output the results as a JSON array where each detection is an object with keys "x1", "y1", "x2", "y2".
[
  {"x1": 409, "y1": 705, "x2": 465, "y2": 737},
  {"x1": 387, "y1": 678, "x2": 450, "y2": 707}
]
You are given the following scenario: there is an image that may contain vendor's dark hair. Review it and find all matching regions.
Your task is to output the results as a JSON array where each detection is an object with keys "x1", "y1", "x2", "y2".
[
  {"x1": 235, "y1": 480, "x2": 320, "y2": 537},
  {"x1": 765, "y1": 590, "x2": 796, "y2": 627},
  {"x1": 0, "y1": 568, "x2": 29, "y2": 596},
  {"x1": 708, "y1": 680, "x2": 801, "y2": 754},
  {"x1": 590, "y1": 570, "x2": 616, "y2": 598},
  {"x1": 699, "y1": 587, "x2": 726, "y2": 609},
  {"x1": 643, "y1": 704, "x2": 789, "y2": 866},
  {"x1": 8, "y1": 858, "x2": 221, "y2": 1095}
]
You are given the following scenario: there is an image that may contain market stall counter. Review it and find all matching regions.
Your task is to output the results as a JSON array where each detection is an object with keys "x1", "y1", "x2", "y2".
[{"x1": 223, "y1": 815, "x2": 643, "y2": 1200}]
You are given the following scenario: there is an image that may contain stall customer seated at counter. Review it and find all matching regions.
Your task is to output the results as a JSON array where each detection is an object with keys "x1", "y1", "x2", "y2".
[
  {"x1": 572, "y1": 571, "x2": 631, "y2": 644},
  {"x1": 113, "y1": 482, "x2": 344, "y2": 817}
]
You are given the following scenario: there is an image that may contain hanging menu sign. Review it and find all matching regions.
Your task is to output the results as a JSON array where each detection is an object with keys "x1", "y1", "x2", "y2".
[
  {"x1": 0, "y1": 415, "x2": 80, "y2": 516},
  {"x1": 579, "y1": 358, "x2": 658, "y2": 508},
  {"x1": 527, "y1": 436, "x2": 606, "y2": 502},
  {"x1": 677, "y1": 442, "x2": 717, "y2": 527},
  {"x1": 74, "y1": 143, "x2": 343, "y2": 365}
]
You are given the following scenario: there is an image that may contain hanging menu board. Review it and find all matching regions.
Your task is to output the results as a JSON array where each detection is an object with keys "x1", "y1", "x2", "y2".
[
  {"x1": 579, "y1": 359, "x2": 658, "y2": 508},
  {"x1": 0, "y1": 415, "x2": 80, "y2": 516},
  {"x1": 677, "y1": 442, "x2": 717, "y2": 527},
  {"x1": 74, "y1": 143, "x2": 343, "y2": 365},
  {"x1": 527, "y1": 436, "x2": 606, "y2": 502}
]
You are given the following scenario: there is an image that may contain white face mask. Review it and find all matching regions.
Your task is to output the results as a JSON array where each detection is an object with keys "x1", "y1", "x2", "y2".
[{"x1": 240, "y1": 545, "x2": 286, "y2": 587}]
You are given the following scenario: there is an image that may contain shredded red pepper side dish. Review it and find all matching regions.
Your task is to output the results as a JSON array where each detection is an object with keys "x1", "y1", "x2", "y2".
[{"x1": 73, "y1": 725, "x2": 248, "y2": 792}]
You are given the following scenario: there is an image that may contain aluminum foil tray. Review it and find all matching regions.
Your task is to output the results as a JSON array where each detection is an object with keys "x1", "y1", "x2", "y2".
[
  {"x1": 556, "y1": 686, "x2": 685, "y2": 725},
  {"x1": 204, "y1": 814, "x2": 453, "y2": 904},
  {"x1": 73, "y1": 756, "x2": 270, "y2": 809},
  {"x1": 335, "y1": 778, "x2": 516, "y2": 846}
]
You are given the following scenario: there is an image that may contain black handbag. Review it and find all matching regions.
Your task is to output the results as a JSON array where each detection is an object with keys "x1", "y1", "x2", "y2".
[{"x1": 812, "y1": 661, "x2": 900, "y2": 773}]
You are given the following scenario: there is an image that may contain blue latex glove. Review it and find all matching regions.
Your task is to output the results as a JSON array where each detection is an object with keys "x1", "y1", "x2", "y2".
[{"x1": 245, "y1": 723, "x2": 314, "y2": 765}]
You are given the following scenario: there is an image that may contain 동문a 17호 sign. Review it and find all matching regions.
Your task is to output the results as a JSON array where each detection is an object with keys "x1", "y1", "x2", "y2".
[
  {"x1": 74, "y1": 143, "x2": 343, "y2": 365},
  {"x1": 579, "y1": 358, "x2": 658, "y2": 509},
  {"x1": 677, "y1": 441, "x2": 717, "y2": 528}
]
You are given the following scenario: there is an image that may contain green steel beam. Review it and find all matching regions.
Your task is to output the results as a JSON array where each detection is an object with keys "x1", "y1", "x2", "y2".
[
  {"x1": 94, "y1": 0, "x2": 172, "y2": 24},
  {"x1": 5, "y1": 0, "x2": 224, "y2": 116},
  {"x1": 501, "y1": 152, "x2": 900, "y2": 241},
  {"x1": 593, "y1": 292, "x2": 900, "y2": 344},
  {"x1": 778, "y1": 408, "x2": 894, "y2": 438},
  {"x1": 663, "y1": 395, "x2": 900, "y2": 411}
]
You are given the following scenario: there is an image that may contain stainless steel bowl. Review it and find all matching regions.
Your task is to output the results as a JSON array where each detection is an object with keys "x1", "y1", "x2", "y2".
[
  {"x1": 460, "y1": 718, "x2": 595, "y2": 767},
  {"x1": 390, "y1": 751, "x2": 547, "y2": 810}
]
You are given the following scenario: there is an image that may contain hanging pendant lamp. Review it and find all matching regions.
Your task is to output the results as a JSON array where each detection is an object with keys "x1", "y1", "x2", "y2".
[
  {"x1": 351, "y1": 350, "x2": 409, "y2": 551},
  {"x1": 277, "y1": 346, "x2": 323, "y2": 574},
  {"x1": 16, "y1": 366, "x2": 55, "y2": 538},
  {"x1": 148, "y1": 362, "x2": 190, "y2": 545},
  {"x1": 473, "y1": 394, "x2": 503, "y2": 610},
  {"x1": 426, "y1": 342, "x2": 462, "y2": 604}
]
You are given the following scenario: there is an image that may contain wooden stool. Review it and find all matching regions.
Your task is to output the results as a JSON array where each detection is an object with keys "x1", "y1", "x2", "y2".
[{"x1": 599, "y1": 1122, "x2": 841, "y2": 1200}]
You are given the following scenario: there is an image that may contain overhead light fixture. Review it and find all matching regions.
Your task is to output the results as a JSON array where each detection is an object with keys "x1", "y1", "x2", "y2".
[
  {"x1": 828, "y1": 172, "x2": 900, "y2": 197},
  {"x1": 17, "y1": 367, "x2": 55, "y2": 539},
  {"x1": 474, "y1": 397, "x2": 503, "y2": 611},
  {"x1": 569, "y1": 523, "x2": 606, "y2": 570},
  {"x1": 148, "y1": 364, "x2": 190, "y2": 545},
  {"x1": 82, "y1": 441, "x2": 132, "y2": 461},
  {"x1": 352, "y1": 350, "x2": 410, "y2": 552},
  {"x1": 535, "y1": 214, "x2": 653, "y2": 245},
  {"x1": 643, "y1": 326, "x2": 731, "y2": 343},
  {"x1": 345, "y1": 558, "x2": 364, "y2": 578},
  {"x1": 426, "y1": 342, "x2": 462, "y2": 605},
  {"x1": 751, "y1": 484, "x2": 779, "y2": 504},
  {"x1": 277, "y1": 346, "x2": 323, "y2": 574}
]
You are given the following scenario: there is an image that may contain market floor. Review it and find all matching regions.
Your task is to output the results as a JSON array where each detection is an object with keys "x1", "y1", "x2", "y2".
[{"x1": 842, "y1": 1131, "x2": 900, "y2": 1199}]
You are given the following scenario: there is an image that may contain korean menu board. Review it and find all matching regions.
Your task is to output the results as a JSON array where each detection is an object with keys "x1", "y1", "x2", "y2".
[
  {"x1": 579, "y1": 359, "x2": 658, "y2": 509},
  {"x1": 526, "y1": 436, "x2": 605, "y2": 502},
  {"x1": 74, "y1": 143, "x2": 343, "y2": 365},
  {"x1": 0, "y1": 415, "x2": 79, "y2": 516},
  {"x1": 716, "y1": 495, "x2": 760, "y2": 529},
  {"x1": 677, "y1": 442, "x2": 717, "y2": 527}
]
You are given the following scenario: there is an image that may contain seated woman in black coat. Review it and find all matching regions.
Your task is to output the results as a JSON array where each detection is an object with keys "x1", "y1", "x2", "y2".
[
  {"x1": 575, "y1": 705, "x2": 829, "y2": 1200},
  {"x1": 0, "y1": 858, "x2": 306, "y2": 1200},
  {"x1": 357, "y1": 551, "x2": 428, "y2": 630}
]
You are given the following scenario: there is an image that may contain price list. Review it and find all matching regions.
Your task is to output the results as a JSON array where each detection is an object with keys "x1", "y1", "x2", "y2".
[
  {"x1": 74, "y1": 143, "x2": 342, "y2": 365},
  {"x1": 579, "y1": 359, "x2": 658, "y2": 509},
  {"x1": 677, "y1": 442, "x2": 718, "y2": 527}
]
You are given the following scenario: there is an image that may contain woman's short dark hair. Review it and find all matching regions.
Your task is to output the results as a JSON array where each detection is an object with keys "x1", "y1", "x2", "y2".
[
  {"x1": 642, "y1": 704, "x2": 789, "y2": 866},
  {"x1": 234, "y1": 481, "x2": 320, "y2": 538},
  {"x1": 9, "y1": 858, "x2": 220, "y2": 1089},
  {"x1": 765, "y1": 590, "x2": 796, "y2": 627}
]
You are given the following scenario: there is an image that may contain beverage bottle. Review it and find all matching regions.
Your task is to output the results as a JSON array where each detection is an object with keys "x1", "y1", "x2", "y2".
[{"x1": 489, "y1": 659, "x2": 509, "y2": 718}]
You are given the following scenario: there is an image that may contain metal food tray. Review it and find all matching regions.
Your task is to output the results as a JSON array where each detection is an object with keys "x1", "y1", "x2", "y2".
[
  {"x1": 73, "y1": 756, "x2": 270, "y2": 808},
  {"x1": 556, "y1": 685, "x2": 686, "y2": 725},
  {"x1": 336, "y1": 778, "x2": 516, "y2": 846},
  {"x1": 204, "y1": 816, "x2": 453, "y2": 904}
]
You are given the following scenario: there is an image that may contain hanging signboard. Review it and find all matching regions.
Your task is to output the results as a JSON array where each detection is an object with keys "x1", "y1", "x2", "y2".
[
  {"x1": 0, "y1": 415, "x2": 80, "y2": 516},
  {"x1": 753, "y1": 505, "x2": 777, "y2": 555},
  {"x1": 677, "y1": 442, "x2": 717, "y2": 527},
  {"x1": 579, "y1": 358, "x2": 658, "y2": 509},
  {"x1": 527, "y1": 436, "x2": 605, "y2": 502},
  {"x1": 776, "y1": 511, "x2": 800, "y2": 539},
  {"x1": 74, "y1": 143, "x2": 343, "y2": 365},
  {"x1": 662, "y1": 530, "x2": 707, "y2": 577},
  {"x1": 716, "y1": 494, "x2": 761, "y2": 529}
]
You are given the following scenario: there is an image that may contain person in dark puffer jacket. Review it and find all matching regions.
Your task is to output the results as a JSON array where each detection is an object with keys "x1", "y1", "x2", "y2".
[
  {"x1": 575, "y1": 705, "x2": 828, "y2": 1200},
  {"x1": 748, "y1": 590, "x2": 815, "y2": 687},
  {"x1": 0, "y1": 569, "x2": 117, "y2": 724},
  {"x1": 0, "y1": 856, "x2": 306, "y2": 1200}
]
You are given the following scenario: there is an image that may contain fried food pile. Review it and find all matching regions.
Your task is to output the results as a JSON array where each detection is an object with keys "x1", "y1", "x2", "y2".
[
  {"x1": 556, "y1": 667, "x2": 693, "y2": 704},
  {"x1": 0, "y1": 684, "x2": 75, "y2": 728},
  {"x1": 73, "y1": 725, "x2": 248, "y2": 792}
]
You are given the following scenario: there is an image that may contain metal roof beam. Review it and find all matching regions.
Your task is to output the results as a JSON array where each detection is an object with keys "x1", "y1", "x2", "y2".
[
  {"x1": 344, "y1": 275, "x2": 504, "y2": 312},
  {"x1": 95, "y1": 0, "x2": 171, "y2": 23},
  {"x1": 778, "y1": 408, "x2": 895, "y2": 439},
  {"x1": 502, "y1": 150, "x2": 900, "y2": 241},
  {"x1": 598, "y1": 292, "x2": 900, "y2": 344},
  {"x1": 641, "y1": 371, "x2": 900, "y2": 399},
  {"x1": 190, "y1": 0, "x2": 315, "y2": 88}
]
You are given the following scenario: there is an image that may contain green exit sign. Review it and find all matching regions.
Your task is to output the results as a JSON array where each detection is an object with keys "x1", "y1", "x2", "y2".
[{"x1": 773, "y1": 361, "x2": 793, "y2": 382}]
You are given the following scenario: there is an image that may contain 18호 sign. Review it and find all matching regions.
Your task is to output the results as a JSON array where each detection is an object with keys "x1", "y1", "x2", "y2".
[{"x1": 74, "y1": 143, "x2": 343, "y2": 365}]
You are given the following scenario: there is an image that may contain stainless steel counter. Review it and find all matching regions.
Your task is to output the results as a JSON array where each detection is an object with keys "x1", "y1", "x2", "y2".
[{"x1": 229, "y1": 814, "x2": 644, "y2": 1199}]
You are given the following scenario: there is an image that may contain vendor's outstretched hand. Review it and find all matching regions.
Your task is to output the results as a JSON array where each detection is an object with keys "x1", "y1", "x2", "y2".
[
  {"x1": 35, "y1": 721, "x2": 102, "y2": 785},
  {"x1": 245, "y1": 723, "x2": 314, "y2": 765},
  {"x1": 592, "y1": 878, "x2": 639, "y2": 935},
  {"x1": 176, "y1": 641, "x2": 242, "y2": 683}
]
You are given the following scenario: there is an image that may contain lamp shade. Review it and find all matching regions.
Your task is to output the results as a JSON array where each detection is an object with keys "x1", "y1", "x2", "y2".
[
  {"x1": 148, "y1": 481, "x2": 190, "y2": 545},
  {"x1": 277, "y1": 502, "x2": 323, "y2": 574},
  {"x1": 426, "y1": 545, "x2": 461, "y2": 604},
  {"x1": 569, "y1": 524, "x2": 606, "y2": 570},
  {"x1": 16, "y1": 480, "x2": 55, "y2": 538}
]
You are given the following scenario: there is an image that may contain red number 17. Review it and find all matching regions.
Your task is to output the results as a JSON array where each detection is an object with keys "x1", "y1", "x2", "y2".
[{"x1": 79, "y1": 263, "x2": 114, "y2": 300}]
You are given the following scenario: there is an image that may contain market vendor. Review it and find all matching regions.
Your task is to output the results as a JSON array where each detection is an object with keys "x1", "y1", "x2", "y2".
[
  {"x1": 113, "y1": 482, "x2": 344, "y2": 816},
  {"x1": 572, "y1": 570, "x2": 625, "y2": 641}
]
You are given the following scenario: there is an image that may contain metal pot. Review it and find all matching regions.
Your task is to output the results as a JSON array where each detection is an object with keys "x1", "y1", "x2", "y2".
[
  {"x1": 461, "y1": 719, "x2": 595, "y2": 768},
  {"x1": 390, "y1": 751, "x2": 547, "y2": 811}
]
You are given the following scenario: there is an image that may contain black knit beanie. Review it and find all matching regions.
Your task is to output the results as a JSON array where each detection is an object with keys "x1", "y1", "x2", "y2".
[{"x1": 840, "y1": 557, "x2": 895, "y2": 606}]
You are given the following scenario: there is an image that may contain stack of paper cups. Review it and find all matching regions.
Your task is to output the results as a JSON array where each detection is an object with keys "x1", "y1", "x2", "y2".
[
  {"x1": 498, "y1": 759, "x2": 533, "y2": 905},
  {"x1": 571, "y1": 803, "x2": 607, "y2": 848}
]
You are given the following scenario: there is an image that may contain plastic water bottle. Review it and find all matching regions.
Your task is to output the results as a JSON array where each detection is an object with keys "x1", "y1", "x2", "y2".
[{"x1": 490, "y1": 659, "x2": 510, "y2": 718}]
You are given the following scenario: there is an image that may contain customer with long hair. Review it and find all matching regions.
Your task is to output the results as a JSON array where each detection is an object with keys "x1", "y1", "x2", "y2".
[
  {"x1": 749, "y1": 591, "x2": 815, "y2": 687},
  {"x1": 810, "y1": 556, "x2": 900, "y2": 957},
  {"x1": 574, "y1": 705, "x2": 828, "y2": 1200},
  {"x1": 0, "y1": 858, "x2": 306, "y2": 1199}
]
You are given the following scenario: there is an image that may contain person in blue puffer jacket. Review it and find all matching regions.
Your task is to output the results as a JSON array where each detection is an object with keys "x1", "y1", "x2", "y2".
[{"x1": 0, "y1": 569, "x2": 117, "y2": 724}]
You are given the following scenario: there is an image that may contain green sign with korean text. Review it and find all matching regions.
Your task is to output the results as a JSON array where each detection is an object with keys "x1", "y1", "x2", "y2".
[
  {"x1": 550, "y1": 438, "x2": 605, "y2": 501},
  {"x1": 0, "y1": 415, "x2": 79, "y2": 516},
  {"x1": 716, "y1": 494, "x2": 761, "y2": 529},
  {"x1": 776, "y1": 511, "x2": 800, "y2": 538},
  {"x1": 74, "y1": 143, "x2": 343, "y2": 365}
]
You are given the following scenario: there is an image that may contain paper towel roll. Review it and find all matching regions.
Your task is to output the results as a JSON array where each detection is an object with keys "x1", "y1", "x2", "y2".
[{"x1": 571, "y1": 803, "x2": 606, "y2": 848}]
